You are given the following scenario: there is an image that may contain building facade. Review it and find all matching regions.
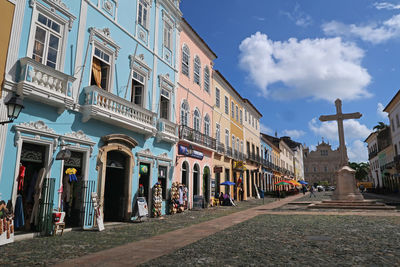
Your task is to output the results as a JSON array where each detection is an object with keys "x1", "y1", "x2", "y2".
[
  {"x1": 365, "y1": 132, "x2": 382, "y2": 189},
  {"x1": 175, "y1": 18, "x2": 217, "y2": 208},
  {"x1": 303, "y1": 140, "x2": 340, "y2": 185},
  {"x1": 0, "y1": 0, "x2": 182, "y2": 231}
]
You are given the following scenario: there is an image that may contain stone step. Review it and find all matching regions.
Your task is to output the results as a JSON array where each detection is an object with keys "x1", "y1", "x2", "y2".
[
  {"x1": 321, "y1": 201, "x2": 384, "y2": 206},
  {"x1": 308, "y1": 203, "x2": 396, "y2": 210}
]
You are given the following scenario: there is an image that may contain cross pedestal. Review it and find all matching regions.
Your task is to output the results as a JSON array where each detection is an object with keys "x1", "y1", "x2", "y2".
[{"x1": 319, "y1": 99, "x2": 363, "y2": 201}]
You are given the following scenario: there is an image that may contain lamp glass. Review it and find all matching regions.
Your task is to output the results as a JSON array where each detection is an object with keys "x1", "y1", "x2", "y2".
[{"x1": 5, "y1": 95, "x2": 24, "y2": 121}]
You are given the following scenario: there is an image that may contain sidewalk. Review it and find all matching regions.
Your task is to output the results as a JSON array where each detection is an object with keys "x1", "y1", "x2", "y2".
[
  {"x1": 363, "y1": 192, "x2": 400, "y2": 203},
  {"x1": 55, "y1": 194, "x2": 304, "y2": 267}
]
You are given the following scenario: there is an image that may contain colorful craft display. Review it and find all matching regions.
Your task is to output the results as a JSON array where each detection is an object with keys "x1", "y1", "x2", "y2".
[
  {"x1": 152, "y1": 183, "x2": 162, "y2": 217},
  {"x1": 0, "y1": 200, "x2": 14, "y2": 246},
  {"x1": 170, "y1": 182, "x2": 187, "y2": 214},
  {"x1": 140, "y1": 165, "x2": 148, "y2": 175},
  {"x1": 65, "y1": 168, "x2": 78, "y2": 182}
]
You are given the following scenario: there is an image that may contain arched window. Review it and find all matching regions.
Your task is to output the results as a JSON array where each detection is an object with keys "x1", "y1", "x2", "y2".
[
  {"x1": 180, "y1": 100, "x2": 189, "y2": 126},
  {"x1": 182, "y1": 45, "x2": 190, "y2": 76},
  {"x1": 194, "y1": 56, "x2": 201, "y2": 85},
  {"x1": 204, "y1": 66, "x2": 210, "y2": 92},
  {"x1": 193, "y1": 109, "x2": 200, "y2": 131},
  {"x1": 204, "y1": 114, "x2": 210, "y2": 136}
]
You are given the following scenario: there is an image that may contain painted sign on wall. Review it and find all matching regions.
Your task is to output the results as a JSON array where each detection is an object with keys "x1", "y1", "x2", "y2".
[{"x1": 178, "y1": 145, "x2": 204, "y2": 160}]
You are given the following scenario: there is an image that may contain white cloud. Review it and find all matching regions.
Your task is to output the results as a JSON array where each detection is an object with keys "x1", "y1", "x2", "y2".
[
  {"x1": 322, "y1": 14, "x2": 400, "y2": 44},
  {"x1": 374, "y1": 2, "x2": 400, "y2": 10},
  {"x1": 260, "y1": 123, "x2": 274, "y2": 135},
  {"x1": 253, "y1": 16, "x2": 266, "y2": 21},
  {"x1": 239, "y1": 32, "x2": 372, "y2": 102},
  {"x1": 281, "y1": 129, "x2": 306, "y2": 139},
  {"x1": 309, "y1": 144, "x2": 317, "y2": 151},
  {"x1": 377, "y1": 102, "x2": 389, "y2": 119},
  {"x1": 347, "y1": 140, "x2": 368, "y2": 163},
  {"x1": 308, "y1": 117, "x2": 372, "y2": 141},
  {"x1": 281, "y1": 3, "x2": 312, "y2": 27}
]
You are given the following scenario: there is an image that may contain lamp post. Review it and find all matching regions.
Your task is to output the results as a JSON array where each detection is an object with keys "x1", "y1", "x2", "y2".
[{"x1": 0, "y1": 94, "x2": 24, "y2": 125}]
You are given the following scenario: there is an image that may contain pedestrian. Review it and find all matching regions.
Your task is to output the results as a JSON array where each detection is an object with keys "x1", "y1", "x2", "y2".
[
  {"x1": 276, "y1": 188, "x2": 280, "y2": 201},
  {"x1": 302, "y1": 185, "x2": 306, "y2": 195},
  {"x1": 309, "y1": 185, "x2": 316, "y2": 198}
]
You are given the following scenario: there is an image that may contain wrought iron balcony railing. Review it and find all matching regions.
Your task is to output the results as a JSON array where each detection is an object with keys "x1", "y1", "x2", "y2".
[{"x1": 179, "y1": 125, "x2": 216, "y2": 150}]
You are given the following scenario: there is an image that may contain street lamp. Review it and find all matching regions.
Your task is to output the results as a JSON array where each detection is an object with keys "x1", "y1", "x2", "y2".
[{"x1": 0, "y1": 94, "x2": 24, "y2": 125}]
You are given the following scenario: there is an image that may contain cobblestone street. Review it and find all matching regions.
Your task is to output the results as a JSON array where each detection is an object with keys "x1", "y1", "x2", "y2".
[{"x1": 0, "y1": 198, "x2": 270, "y2": 266}]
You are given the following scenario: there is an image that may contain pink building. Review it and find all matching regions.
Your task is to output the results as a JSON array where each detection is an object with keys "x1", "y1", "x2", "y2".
[{"x1": 175, "y1": 18, "x2": 217, "y2": 208}]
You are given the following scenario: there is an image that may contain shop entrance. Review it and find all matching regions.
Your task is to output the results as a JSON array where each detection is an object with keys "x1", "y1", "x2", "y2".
[
  {"x1": 17, "y1": 142, "x2": 47, "y2": 232},
  {"x1": 62, "y1": 151, "x2": 84, "y2": 227},
  {"x1": 246, "y1": 170, "x2": 250, "y2": 197},
  {"x1": 203, "y1": 166, "x2": 210, "y2": 204},
  {"x1": 104, "y1": 150, "x2": 127, "y2": 221},
  {"x1": 138, "y1": 162, "x2": 151, "y2": 210},
  {"x1": 193, "y1": 164, "x2": 199, "y2": 196}
]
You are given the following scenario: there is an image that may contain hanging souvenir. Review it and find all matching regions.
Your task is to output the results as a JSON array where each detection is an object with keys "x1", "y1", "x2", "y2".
[{"x1": 65, "y1": 168, "x2": 78, "y2": 182}]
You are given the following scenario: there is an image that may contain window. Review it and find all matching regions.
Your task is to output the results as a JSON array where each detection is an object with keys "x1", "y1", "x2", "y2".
[
  {"x1": 245, "y1": 110, "x2": 247, "y2": 122},
  {"x1": 163, "y1": 21, "x2": 172, "y2": 50},
  {"x1": 225, "y1": 129, "x2": 229, "y2": 148},
  {"x1": 182, "y1": 45, "x2": 190, "y2": 76},
  {"x1": 216, "y1": 123, "x2": 220, "y2": 143},
  {"x1": 224, "y1": 96, "x2": 229, "y2": 114},
  {"x1": 231, "y1": 101, "x2": 234, "y2": 118},
  {"x1": 91, "y1": 47, "x2": 111, "y2": 91},
  {"x1": 235, "y1": 105, "x2": 239, "y2": 121},
  {"x1": 138, "y1": 0, "x2": 149, "y2": 29},
  {"x1": 160, "y1": 89, "x2": 170, "y2": 120},
  {"x1": 180, "y1": 100, "x2": 189, "y2": 126},
  {"x1": 193, "y1": 109, "x2": 200, "y2": 131},
  {"x1": 324, "y1": 166, "x2": 328, "y2": 172},
  {"x1": 32, "y1": 13, "x2": 62, "y2": 69},
  {"x1": 215, "y1": 88, "x2": 220, "y2": 108},
  {"x1": 236, "y1": 138, "x2": 239, "y2": 154},
  {"x1": 130, "y1": 70, "x2": 147, "y2": 107},
  {"x1": 158, "y1": 166, "x2": 168, "y2": 200},
  {"x1": 194, "y1": 56, "x2": 201, "y2": 85},
  {"x1": 204, "y1": 114, "x2": 210, "y2": 136},
  {"x1": 204, "y1": 66, "x2": 210, "y2": 92},
  {"x1": 232, "y1": 136, "x2": 235, "y2": 152},
  {"x1": 240, "y1": 110, "x2": 243, "y2": 124},
  {"x1": 256, "y1": 120, "x2": 258, "y2": 130},
  {"x1": 397, "y1": 114, "x2": 400, "y2": 128},
  {"x1": 241, "y1": 141, "x2": 244, "y2": 154}
]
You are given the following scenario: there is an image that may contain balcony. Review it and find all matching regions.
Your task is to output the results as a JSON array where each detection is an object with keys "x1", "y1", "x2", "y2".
[
  {"x1": 225, "y1": 147, "x2": 233, "y2": 158},
  {"x1": 178, "y1": 125, "x2": 216, "y2": 151},
  {"x1": 216, "y1": 142, "x2": 225, "y2": 155},
  {"x1": 82, "y1": 86, "x2": 157, "y2": 137},
  {"x1": 156, "y1": 118, "x2": 178, "y2": 143},
  {"x1": 17, "y1": 57, "x2": 76, "y2": 114},
  {"x1": 368, "y1": 150, "x2": 378, "y2": 160}
]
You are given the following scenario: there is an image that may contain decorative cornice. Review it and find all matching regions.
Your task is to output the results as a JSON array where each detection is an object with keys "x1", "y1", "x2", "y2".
[
  {"x1": 16, "y1": 120, "x2": 56, "y2": 134},
  {"x1": 89, "y1": 27, "x2": 120, "y2": 57},
  {"x1": 64, "y1": 130, "x2": 95, "y2": 143}
]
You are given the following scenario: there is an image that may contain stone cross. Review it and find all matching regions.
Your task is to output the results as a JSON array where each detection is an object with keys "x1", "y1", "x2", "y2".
[{"x1": 319, "y1": 99, "x2": 362, "y2": 167}]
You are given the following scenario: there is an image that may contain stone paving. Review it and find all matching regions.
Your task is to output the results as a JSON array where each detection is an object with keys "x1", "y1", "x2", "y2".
[{"x1": 0, "y1": 198, "x2": 271, "y2": 266}]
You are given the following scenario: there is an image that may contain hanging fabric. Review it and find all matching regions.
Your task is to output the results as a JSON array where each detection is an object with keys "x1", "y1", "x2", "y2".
[
  {"x1": 17, "y1": 165, "x2": 26, "y2": 193},
  {"x1": 30, "y1": 168, "x2": 45, "y2": 226},
  {"x1": 92, "y1": 57, "x2": 102, "y2": 88},
  {"x1": 14, "y1": 195, "x2": 24, "y2": 228}
]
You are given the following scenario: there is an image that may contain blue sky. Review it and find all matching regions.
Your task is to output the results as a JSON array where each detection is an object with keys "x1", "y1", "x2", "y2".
[{"x1": 181, "y1": 0, "x2": 400, "y2": 162}]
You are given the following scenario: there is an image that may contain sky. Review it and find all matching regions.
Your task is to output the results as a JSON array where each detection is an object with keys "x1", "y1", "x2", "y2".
[{"x1": 180, "y1": 0, "x2": 400, "y2": 163}]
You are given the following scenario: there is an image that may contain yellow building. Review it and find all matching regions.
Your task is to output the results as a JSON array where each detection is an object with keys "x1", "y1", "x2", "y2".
[
  {"x1": 0, "y1": 0, "x2": 15, "y2": 98},
  {"x1": 212, "y1": 70, "x2": 246, "y2": 201},
  {"x1": 243, "y1": 99, "x2": 262, "y2": 199}
]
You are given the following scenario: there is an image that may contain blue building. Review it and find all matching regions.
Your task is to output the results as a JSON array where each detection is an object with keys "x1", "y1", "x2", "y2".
[
  {"x1": 0, "y1": 0, "x2": 182, "y2": 230},
  {"x1": 260, "y1": 133, "x2": 275, "y2": 192}
]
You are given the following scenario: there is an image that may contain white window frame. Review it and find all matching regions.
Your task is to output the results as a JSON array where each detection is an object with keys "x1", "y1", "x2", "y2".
[
  {"x1": 182, "y1": 44, "x2": 190, "y2": 76},
  {"x1": 27, "y1": 2, "x2": 75, "y2": 72},
  {"x1": 193, "y1": 108, "x2": 201, "y2": 132},
  {"x1": 225, "y1": 129, "x2": 229, "y2": 148},
  {"x1": 240, "y1": 110, "x2": 243, "y2": 124},
  {"x1": 231, "y1": 101, "x2": 234, "y2": 118},
  {"x1": 137, "y1": 0, "x2": 150, "y2": 30},
  {"x1": 216, "y1": 123, "x2": 220, "y2": 143},
  {"x1": 235, "y1": 105, "x2": 239, "y2": 121},
  {"x1": 159, "y1": 74, "x2": 174, "y2": 120},
  {"x1": 215, "y1": 88, "x2": 220, "y2": 108},
  {"x1": 162, "y1": 14, "x2": 173, "y2": 51},
  {"x1": 204, "y1": 66, "x2": 210, "y2": 93},
  {"x1": 232, "y1": 135, "x2": 235, "y2": 153},
  {"x1": 180, "y1": 100, "x2": 189, "y2": 126},
  {"x1": 204, "y1": 114, "x2": 210, "y2": 136},
  {"x1": 224, "y1": 96, "x2": 229, "y2": 115},
  {"x1": 194, "y1": 56, "x2": 201, "y2": 85}
]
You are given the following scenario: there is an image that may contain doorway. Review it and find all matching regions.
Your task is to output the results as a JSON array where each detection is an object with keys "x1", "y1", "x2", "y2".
[
  {"x1": 193, "y1": 164, "x2": 199, "y2": 196},
  {"x1": 246, "y1": 170, "x2": 250, "y2": 197},
  {"x1": 62, "y1": 151, "x2": 84, "y2": 227},
  {"x1": 203, "y1": 166, "x2": 210, "y2": 204},
  {"x1": 104, "y1": 150, "x2": 127, "y2": 221},
  {"x1": 138, "y1": 162, "x2": 151, "y2": 210}
]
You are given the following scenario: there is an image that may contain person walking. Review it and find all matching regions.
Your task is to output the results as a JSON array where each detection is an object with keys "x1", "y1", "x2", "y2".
[
  {"x1": 302, "y1": 185, "x2": 306, "y2": 195},
  {"x1": 309, "y1": 185, "x2": 316, "y2": 198}
]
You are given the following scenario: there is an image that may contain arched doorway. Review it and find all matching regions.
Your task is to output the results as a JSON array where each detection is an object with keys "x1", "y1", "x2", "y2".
[
  {"x1": 104, "y1": 150, "x2": 127, "y2": 221},
  {"x1": 203, "y1": 166, "x2": 210, "y2": 204},
  {"x1": 193, "y1": 164, "x2": 199, "y2": 196},
  {"x1": 97, "y1": 134, "x2": 137, "y2": 221}
]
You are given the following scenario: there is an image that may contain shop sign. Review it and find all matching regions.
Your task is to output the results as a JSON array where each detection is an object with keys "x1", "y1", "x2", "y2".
[
  {"x1": 193, "y1": 195, "x2": 204, "y2": 210},
  {"x1": 233, "y1": 161, "x2": 245, "y2": 170},
  {"x1": 137, "y1": 197, "x2": 149, "y2": 217},
  {"x1": 178, "y1": 145, "x2": 204, "y2": 160},
  {"x1": 213, "y1": 166, "x2": 223, "y2": 173}
]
